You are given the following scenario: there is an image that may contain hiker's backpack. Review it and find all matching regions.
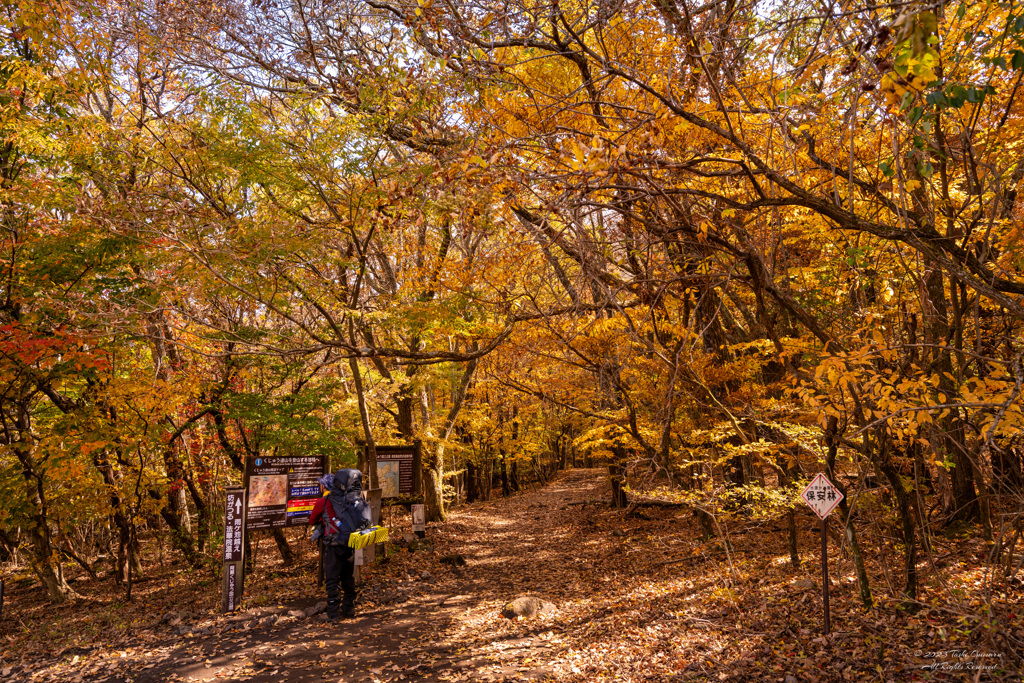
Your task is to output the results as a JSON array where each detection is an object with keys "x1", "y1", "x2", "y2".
[{"x1": 320, "y1": 496, "x2": 372, "y2": 547}]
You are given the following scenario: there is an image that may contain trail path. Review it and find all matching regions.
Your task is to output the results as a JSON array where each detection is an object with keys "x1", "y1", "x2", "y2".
[
  {"x1": 137, "y1": 468, "x2": 627, "y2": 683},
  {"x1": 10, "y1": 467, "x2": 1019, "y2": 682}
]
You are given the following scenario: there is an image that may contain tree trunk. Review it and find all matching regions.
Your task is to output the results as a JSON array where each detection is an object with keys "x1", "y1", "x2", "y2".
[
  {"x1": 424, "y1": 350, "x2": 479, "y2": 522},
  {"x1": 29, "y1": 523, "x2": 75, "y2": 603},
  {"x1": 825, "y1": 419, "x2": 872, "y2": 608},
  {"x1": 924, "y1": 268, "x2": 978, "y2": 521},
  {"x1": 777, "y1": 452, "x2": 801, "y2": 568},
  {"x1": 695, "y1": 508, "x2": 715, "y2": 540},
  {"x1": 500, "y1": 455, "x2": 510, "y2": 496},
  {"x1": 150, "y1": 488, "x2": 201, "y2": 568},
  {"x1": 396, "y1": 392, "x2": 415, "y2": 440},
  {"x1": 272, "y1": 528, "x2": 295, "y2": 566},
  {"x1": 609, "y1": 451, "x2": 628, "y2": 508},
  {"x1": 873, "y1": 434, "x2": 917, "y2": 602},
  {"x1": 9, "y1": 409, "x2": 76, "y2": 603},
  {"x1": 786, "y1": 510, "x2": 799, "y2": 567},
  {"x1": 944, "y1": 419, "x2": 979, "y2": 522},
  {"x1": 424, "y1": 457, "x2": 446, "y2": 523},
  {"x1": 466, "y1": 461, "x2": 479, "y2": 503},
  {"x1": 93, "y1": 449, "x2": 140, "y2": 583},
  {"x1": 349, "y1": 354, "x2": 379, "y2": 490},
  {"x1": 484, "y1": 458, "x2": 493, "y2": 501}
]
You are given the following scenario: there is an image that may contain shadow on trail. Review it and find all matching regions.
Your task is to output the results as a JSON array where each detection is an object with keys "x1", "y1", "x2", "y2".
[{"x1": 132, "y1": 591, "x2": 473, "y2": 682}]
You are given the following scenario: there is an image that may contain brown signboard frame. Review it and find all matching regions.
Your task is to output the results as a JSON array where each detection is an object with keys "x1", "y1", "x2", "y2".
[
  {"x1": 371, "y1": 442, "x2": 422, "y2": 499},
  {"x1": 243, "y1": 455, "x2": 329, "y2": 530}
]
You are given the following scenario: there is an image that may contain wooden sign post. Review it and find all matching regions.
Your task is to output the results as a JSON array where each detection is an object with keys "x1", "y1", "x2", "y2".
[
  {"x1": 222, "y1": 487, "x2": 247, "y2": 613},
  {"x1": 364, "y1": 487, "x2": 383, "y2": 565},
  {"x1": 801, "y1": 473, "x2": 844, "y2": 635}
]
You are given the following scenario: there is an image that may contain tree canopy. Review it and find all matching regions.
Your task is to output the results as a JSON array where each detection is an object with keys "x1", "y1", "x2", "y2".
[{"x1": 0, "y1": 0, "x2": 1022, "y2": 628}]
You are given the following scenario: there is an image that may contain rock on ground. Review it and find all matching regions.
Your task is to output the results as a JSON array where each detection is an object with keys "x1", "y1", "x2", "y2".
[{"x1": 501, "y1": 596, "x2": 554, "y2": 619}]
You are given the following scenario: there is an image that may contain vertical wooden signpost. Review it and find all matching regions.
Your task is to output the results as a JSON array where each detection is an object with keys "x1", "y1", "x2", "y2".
[
  {"x1": 801, "y1": 473, "x2": 844, "y2": 635},
  {"x1": 222, "y1": 455, "x2": 329, "y2": 612},
  {"x1": 366, "y1": 442, "x2": 423, "y2": 575},
  {"x1": 222, "y1": 487, "x2": 246, "y2": 613},
  {"x1": 363, "y1": 488, "x2": 383, "y2": 564}
]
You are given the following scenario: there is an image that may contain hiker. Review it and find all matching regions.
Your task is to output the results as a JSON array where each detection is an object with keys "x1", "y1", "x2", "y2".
[{"x1": 310, "y1": 469, "x2": 371, "y2": 620}]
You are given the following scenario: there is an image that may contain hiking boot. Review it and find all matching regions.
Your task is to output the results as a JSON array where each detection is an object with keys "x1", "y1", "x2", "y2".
[
  {"x1": 326, "y1": 599, "x2": 341, "y2": 621},
  {"x1": 340, "y1": 605, "x2": 355, "y2": 619}
]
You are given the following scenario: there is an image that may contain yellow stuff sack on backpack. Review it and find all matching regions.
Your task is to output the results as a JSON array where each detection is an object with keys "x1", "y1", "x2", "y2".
[{"x1": 347, "y1": 526, "x2": 388, "y2": 549}]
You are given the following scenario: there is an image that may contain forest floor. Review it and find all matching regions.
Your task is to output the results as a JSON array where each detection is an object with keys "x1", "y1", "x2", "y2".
[{"x1": 1, "y1": 468, "x2": 1022, "y2": 682}]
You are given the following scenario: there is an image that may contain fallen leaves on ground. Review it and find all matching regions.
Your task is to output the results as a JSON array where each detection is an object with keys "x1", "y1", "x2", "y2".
[{"x1": 1, "y1": 469, "x2": 1021, "y2": 682}]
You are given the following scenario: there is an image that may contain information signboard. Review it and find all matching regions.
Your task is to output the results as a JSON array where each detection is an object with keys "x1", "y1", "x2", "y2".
[
  {"x1": 244, "y1": 455, "x2": 328, "y2": 530},
  {"x1": 374, "y1": 445, "x2": 418, "y2": 498}
]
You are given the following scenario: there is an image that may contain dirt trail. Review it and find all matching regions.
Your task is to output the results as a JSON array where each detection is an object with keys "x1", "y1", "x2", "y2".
[
  {"x1": 12, "y1": 467, "x2": 1018, "y2": 682},
  {"x1": 24, "y1": 468, "x2": 615, "y2": 683}
]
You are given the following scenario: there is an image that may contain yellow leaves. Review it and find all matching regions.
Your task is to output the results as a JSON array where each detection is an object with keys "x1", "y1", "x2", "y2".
[
  {"x1": 459, "y1": 153, "x2": 489, "y2": 178},
  {"x1": 568, "y1": 140, "x2": 587, "y2": 171},
  {"x1": 778, "y1": 89, "x2": 809, "y2": 106},
  {"x1": 903, "y1": 53, "x2": 940, "y2": 87},
  {"x1": 78, "y1": 440, "x2": 108, "y2": 456},
  {"x1": 892, "y1": 10, "x2": 939, "y2": 57},
  {"x1": 879, "y1": 74, "x2": 905, "y2": 106}
]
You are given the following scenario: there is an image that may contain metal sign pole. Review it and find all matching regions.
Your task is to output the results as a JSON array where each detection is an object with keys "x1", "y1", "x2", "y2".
[
  {"x1": 821, "y1": 517, "x2": 830, "y2": 635},
  {"x1": 801, "y1": 472, "x2": 842, "y2": 637}
]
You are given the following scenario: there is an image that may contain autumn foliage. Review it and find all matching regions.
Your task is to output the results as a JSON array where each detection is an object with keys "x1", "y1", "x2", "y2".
[{"x1": 0, "y1": 0, "x2": 1021, "y2": 666}]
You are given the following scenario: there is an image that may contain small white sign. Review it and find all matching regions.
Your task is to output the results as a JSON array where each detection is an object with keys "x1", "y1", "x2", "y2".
[
  {"x1": 411, "y1": 504, "x2": 425, "y2": 532},
  {"x1": 801, "y1": 473, "x2": 844, "y2": 520}
]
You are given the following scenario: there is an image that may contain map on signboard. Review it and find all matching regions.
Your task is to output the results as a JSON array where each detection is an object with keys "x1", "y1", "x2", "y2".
[
  {"x1": 248, "y1": 475, "x2": 288, "y2": 507},
  {"x1": 800, "y1": 473, "x2": 844, "y2": 520},
  {"x1": 375, "y1": 445, "x2": 416, "y2": 497},
  {"x1": 245, "y1": 455, "x2": 328, "y2": 529},
  {"x1": 378, "y1": 461, "x2": 400, "y2": 498}
]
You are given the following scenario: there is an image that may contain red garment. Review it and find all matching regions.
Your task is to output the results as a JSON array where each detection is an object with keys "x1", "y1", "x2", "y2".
[{"x1": 309, "y1": 496, "x2": 333, "y2": 527}]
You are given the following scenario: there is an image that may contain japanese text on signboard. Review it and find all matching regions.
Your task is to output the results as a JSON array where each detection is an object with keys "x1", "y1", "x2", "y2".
[
  {"x1": 244, "y1": 455, "x2": 328, "y2": 530},
  {"x1": 224, "y1": 489, "x2": 245, "y2": 562},
  {"x1": 801, "y1": 473, "x2": 844, "y2": 520},
  {"x1": 375, "y1": 445, "x2": 416, "y2": 498}
]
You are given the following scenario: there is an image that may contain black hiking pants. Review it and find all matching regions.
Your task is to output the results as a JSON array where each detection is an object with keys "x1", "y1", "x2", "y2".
[{"x1": 323, "y1": 543, "x2": 356, "y2": 608}]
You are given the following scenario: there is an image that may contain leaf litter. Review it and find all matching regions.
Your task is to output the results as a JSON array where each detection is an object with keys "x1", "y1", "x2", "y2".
[{"x1": 1, "y1": 469, "x2": 1021, "y2": 682}]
